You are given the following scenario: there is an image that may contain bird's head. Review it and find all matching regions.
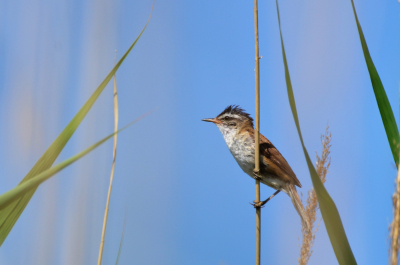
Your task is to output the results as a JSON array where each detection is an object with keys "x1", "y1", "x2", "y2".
[{"x1": 202, "y1": 105, "x2": 254, "y2": 131}]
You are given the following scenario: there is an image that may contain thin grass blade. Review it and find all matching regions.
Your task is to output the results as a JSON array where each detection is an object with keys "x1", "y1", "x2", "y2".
[
  {"x1": 350, "y1": 0, "x2": 399, "y2": 166},
  {"x1": 0, "y1": 9, "x2": 153, "y2": 246},
  {"x1": 115, "y1": 209, "x2": 127, "y2": 265},
  {"x1": 0, "y1": 111, "x2": 153, "y2": 210},
  {"x1": 275, "y1": 1, "x2": 357, "y2": 264}
]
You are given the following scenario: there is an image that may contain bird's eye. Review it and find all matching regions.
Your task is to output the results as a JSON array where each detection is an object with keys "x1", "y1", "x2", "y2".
[{"x1": 224, "y1": 116, "x2": 230, "y2": 120}]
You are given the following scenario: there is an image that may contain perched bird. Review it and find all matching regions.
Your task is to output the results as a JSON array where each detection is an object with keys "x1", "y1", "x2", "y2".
[{"x1": 203, "y1": 105, "x2": 310, "y2": 230}]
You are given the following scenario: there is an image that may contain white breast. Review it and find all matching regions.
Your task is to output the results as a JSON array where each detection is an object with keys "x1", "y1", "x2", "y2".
[
  {"x1": 216, "y1": 124, "x2": 286, "y2": 191},
  {"x1": 217, "y1": 125, "x2": 255, "y2": 177}
]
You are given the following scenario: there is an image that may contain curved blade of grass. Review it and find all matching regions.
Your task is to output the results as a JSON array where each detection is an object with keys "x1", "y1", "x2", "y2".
[
  {"x1": 276, "y1": 1, "x2": 357, "y2": 264},
  {"x1": 350, "y1": 0, "x2": 399, "y2": 166},
  {"x1": 115, "y1": 208, "x2": 127, "y2": 265},
  {"x1": 0, "y1": 110, "x2": 153, "y2": 211},
  {"x1": 0, "y1": 11, "x2": 153, "y2": 246}
]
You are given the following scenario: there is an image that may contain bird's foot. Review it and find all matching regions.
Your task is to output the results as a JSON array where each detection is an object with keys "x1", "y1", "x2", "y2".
[
  {"x1": 250, "y1": 190, "x2": 281, "y2": 208},
  {"x1": 253, "y1": 169, "x2": 262, "y2": 181},
  {"x1": 251, "y1": 200, "x2": 266, "y2": 208}
]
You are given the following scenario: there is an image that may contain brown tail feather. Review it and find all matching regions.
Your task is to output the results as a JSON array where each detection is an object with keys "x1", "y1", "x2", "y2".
[{"x1": 287, "y1": 184, "x2": 311, "y2": 233}]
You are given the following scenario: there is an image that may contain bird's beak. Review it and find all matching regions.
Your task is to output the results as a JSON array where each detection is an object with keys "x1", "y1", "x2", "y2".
[{"x1": 202, "y1": 118, "x2": 220, "y2": 124}]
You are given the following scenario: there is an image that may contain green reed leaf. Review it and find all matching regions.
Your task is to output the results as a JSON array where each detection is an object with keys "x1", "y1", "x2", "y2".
[
  {"x1": 350, "y1": 0, "x2": 399, "y2": 167},
  {"x1": 0, "y1": 12, "x2": 152, "y2": 246},
  {"x1": 276, "y1": 1, "x2": 357, "y2": 264},
  {"x1": 0, "y1": 112, "x2": 153, "y2": 211}
]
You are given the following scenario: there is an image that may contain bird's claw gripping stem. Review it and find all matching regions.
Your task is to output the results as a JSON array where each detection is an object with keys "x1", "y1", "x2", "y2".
[
  {"x1": 253, "y1": 169, "x2": 262, "y2": 181},
  {"x1": 251, "y1": 200, "x2": 266, "y2": 208},
  {"x1": 250, "y1": 190, "x2": 281, "y2": 208}
]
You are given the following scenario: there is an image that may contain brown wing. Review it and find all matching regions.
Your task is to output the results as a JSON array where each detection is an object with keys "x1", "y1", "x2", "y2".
[{"x1": 259, "y1": 133, "x2": 302, "y2": 187}]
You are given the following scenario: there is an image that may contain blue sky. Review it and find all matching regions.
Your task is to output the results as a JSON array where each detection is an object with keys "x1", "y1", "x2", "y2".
[{"x1": 0, "y1": 0, "x2": 399, "y2": 264}]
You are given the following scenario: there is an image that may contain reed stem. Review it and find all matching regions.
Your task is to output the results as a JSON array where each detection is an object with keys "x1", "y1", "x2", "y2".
[
  {"x1": 254, "y1": 0, "x2": 261, "y2": 264},
  {"x1": 97, "y1": 52, "x2": 119, "y2": 265}
]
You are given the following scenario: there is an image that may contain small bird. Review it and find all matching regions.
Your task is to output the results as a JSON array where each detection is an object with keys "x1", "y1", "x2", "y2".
[{"x1": 203, "y1": 105, "x2": 310, "y2": 230}]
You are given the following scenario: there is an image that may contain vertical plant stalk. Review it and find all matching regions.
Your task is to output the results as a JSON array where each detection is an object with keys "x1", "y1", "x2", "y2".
[
  {"x1": 299, "y1": 127, "x2": 331, "y2": 265},
  {"x1": 390, "y1": 165, "x2": 400, "y2": 265},
  {"x1": 97, "y1": 52, "x2": 119, "y2": 265},
  {"x1": 253, "y1": 0, "x2": 261, "y2": 265}
]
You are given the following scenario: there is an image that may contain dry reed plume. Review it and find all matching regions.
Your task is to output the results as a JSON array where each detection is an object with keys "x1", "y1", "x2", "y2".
[
  {"x1": 389, "y1": 159, "x2": 400, "y2": 265},
  {"x1": 298, "y1": 126, "x2": 331, "y2": 265}
]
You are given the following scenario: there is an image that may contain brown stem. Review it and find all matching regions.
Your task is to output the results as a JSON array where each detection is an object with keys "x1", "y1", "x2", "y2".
[
  {"x1": 97, "y1": 51, "x2": 119, "y2": 265},
  {"x1": 254, "y1": 0, "x2": 261, "y2": 264}
]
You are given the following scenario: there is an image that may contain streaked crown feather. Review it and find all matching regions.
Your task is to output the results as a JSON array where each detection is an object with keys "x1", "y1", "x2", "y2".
[{"x1": 217, "y1": 105, "x2": 254, "y2": 127}]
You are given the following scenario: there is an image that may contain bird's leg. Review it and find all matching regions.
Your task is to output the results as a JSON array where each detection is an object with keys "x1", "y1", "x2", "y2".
[
  {"x1": 252, "y1": 190, "x2": 281, "y2": 208},
  {"x1": 260, "y1": 190, "x2": 281, "y2": 206}
]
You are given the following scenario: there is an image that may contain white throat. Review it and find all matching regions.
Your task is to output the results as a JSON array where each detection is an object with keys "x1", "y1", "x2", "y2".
[
  {"x1": 216, "y1": 124, "x2": 237, "y2": 149},
  {"x1": 216, "y1": 123, "x2": 256, "y2": 178}
]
